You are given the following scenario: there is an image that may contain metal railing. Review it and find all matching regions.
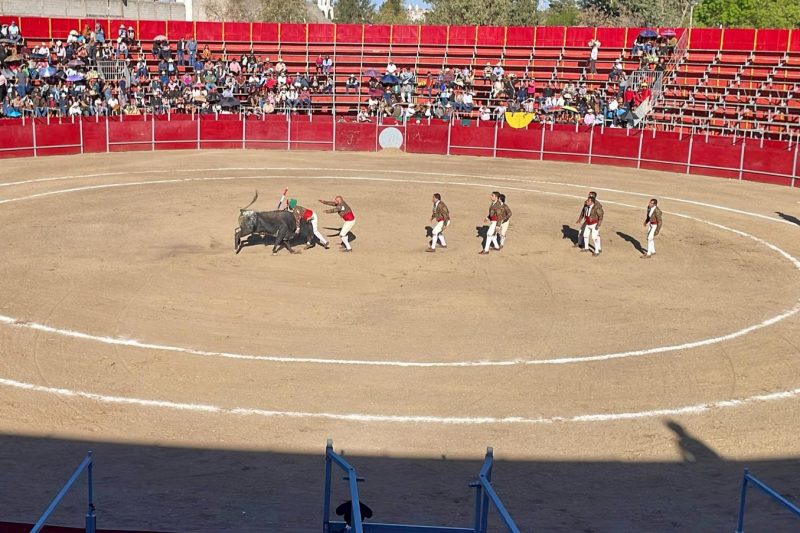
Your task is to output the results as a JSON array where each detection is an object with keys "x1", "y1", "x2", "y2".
[
  {"x1": 735, "y1": 469, "x2": 800, "y2": 533},
  {"x1": 30, "y1": 452, "x2": 96, "y2": 533},
  {"x1": 323, "y1": 440, "x2": 520, "y2": 533},
  {"x1": 634, "y1": 29, "x2": 690, "y2": 125}
]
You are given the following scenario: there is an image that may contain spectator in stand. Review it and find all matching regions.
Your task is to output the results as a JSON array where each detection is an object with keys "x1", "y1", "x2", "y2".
[
  {"x1": 8, "y1": 20, "x2": 21, "y2": 43},
  {"x1": 187, "y1": 36, "x2": 197, "y2": 66},
  {"x1": 95, "y1": 24, "x2": 105, "y2": 44},
  {"x1": 299, "y1": 86, "x2": 311, "y2": 111},
  {"x1": 492, "y1": 62, "x2": 504, "y2": 81},
  {"x1": 117, "y1": 39, "x2": 129, "y2": 60},
  {"x1": 201, "y1": 44, "x2": 212, "y2": 63},
  {"x1": 356, "y1": 105, "x2": 371, "y2": 122},
  {"x1": 315, "y1": 54, "x2": 324, "y2": 74},
  {"x1": 483, "y1": 62, "x2": 492, "y2": 81},
  {"x1": 588, "y1": 38, "x2": 600, "y2": 74},
  {"x1": 322, "y1": 54, "x2": 332, "y2": 74},
  {"x1": 345, "y1": 73, "x2": 359, "y2": 94},
  {"x1": 177, "y1": 36, "x2": 186, "y2": 66},
  {"x1": 385, "y1": 60, "x2": 397, "y2": 75}
]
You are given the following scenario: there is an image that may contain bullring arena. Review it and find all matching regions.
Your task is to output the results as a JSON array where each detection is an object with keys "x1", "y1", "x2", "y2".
[{"x1": 1, "y1": 146, "x2": 799, "y2": 531}]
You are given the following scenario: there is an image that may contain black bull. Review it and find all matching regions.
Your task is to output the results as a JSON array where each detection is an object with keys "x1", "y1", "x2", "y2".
[{"x1": 235, "y1": 210, "x2": 312, "y2": 255}]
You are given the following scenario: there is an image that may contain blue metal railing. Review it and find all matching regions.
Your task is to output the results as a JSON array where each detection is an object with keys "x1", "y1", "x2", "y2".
[
  {"x1": 735, "y1": 469, "x2": 800, "y2": 533},
  {"x1": 322, "y1": 440, "x2": 521, "y2": 533},
  {"x1": 30, "y1": 451, "x2": 96, "y2": 533}
]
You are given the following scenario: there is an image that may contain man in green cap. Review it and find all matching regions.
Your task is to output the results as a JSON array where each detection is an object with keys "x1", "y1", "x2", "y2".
[{"x1": 287, "y1": 198, "x2": 330, "y2": 249}]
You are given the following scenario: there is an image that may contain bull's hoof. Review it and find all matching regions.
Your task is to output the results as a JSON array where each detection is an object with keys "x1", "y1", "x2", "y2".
[{"x1": 272, "y1": 252, "x2": 278, "y2": 256}]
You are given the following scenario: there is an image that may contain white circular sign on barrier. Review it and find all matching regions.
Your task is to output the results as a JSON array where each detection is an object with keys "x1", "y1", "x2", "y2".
[{"x1": 378, "y1": 127, "x2": 404, "y2": 149}]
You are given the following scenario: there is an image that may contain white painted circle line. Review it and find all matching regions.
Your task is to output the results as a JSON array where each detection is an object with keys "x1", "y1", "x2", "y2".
[
  {"x1": 0, "y1": 166, "x2": 795, "y2": 226},
  {"x1": 1, "y1": 376, "x2": 799, "y2": 425},
  {"x1": 0, "y1": 173, "x2": 798, "y2": 368}
]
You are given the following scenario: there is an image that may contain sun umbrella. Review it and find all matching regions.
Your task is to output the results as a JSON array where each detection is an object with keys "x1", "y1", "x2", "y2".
[
  {"x1": 639, "y1": 29, "x2": 658, "y2": 39},
  {"x1": 660, "y1": 29, "x2": 677, "y2": 37},
  {"x1": 380, "y1": 73, "x2": 399, "y2": 85},
  {"x1": 67, "y1": 59, "x2": 85, "y2": 67},
  {"x1": 153, "y1": 35, "x2": 168, "y2": 42},
  {"x1": 67, "y1": 73, "x2": 85, "y2": 82},
  {"x1": 4, "y1": 54, "x2": 23, "y2": 63},
  {"x1": 5, "y1": 109, "x2": 21, "y2": 117},
  {"x1": 220, "y1": 96, "x2": 240, "y2": 108},
  {"x1": 364, "y1": 68, "x2": 378, "y2": 77},
  {"x1": 504, "y1": 111, "x2": 535, "y2": 129},
  {"x1": 562, "y1": 105, "x2": 579, "y2": 114},
  {"x1": 38, "y1": 66, "x2": 56, "y2": 77},
  {"x1": 0, "y1": 38, "x2": 15, "y2": 44}
]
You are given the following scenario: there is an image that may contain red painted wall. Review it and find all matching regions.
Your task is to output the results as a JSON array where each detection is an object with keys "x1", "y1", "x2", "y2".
[{"x1": 0, "y1": 117, "x2": 796, "y2": 187}]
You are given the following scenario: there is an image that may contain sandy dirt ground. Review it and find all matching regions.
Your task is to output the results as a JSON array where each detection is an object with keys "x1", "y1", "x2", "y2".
[{"x1": 0, "y1": 150, "x2": 799, "y2": 532}]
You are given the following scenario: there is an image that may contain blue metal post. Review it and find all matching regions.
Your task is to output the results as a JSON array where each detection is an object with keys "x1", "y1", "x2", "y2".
[
  {"x1": 479, "y1": 449, "x2": 493, "y2": 533},
  {"x1": 472, "y1": 480, "x2": 483, "y2": 532},
  {"x1": 86, "y1": 451, "x2": 96, "y2": 533},
  {"x1": 735, "y1": 469, "x2": 750, "y2": 533},
  {"x1": 348, "y1": 467, "x2": 364, "y2": 533},
  {"x1": 323, "y1": 440, "x2": 333, "y2": 533}
]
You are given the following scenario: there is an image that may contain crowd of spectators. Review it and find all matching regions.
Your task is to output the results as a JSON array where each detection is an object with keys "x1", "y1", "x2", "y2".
[
  {"x1": 0, "y1": 20, "x2": 659, "y2": 127},
  {"x1": 353, "y1": 53, "x2": 655, "y2": 128},
  {"x1": 0, "y1": 22, "x2": 339, "y2": 119}
]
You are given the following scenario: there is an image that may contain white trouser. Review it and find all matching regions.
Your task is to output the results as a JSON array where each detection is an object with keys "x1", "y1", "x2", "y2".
[
  {"x1": 340, "y1": 218, "x2": 355, "y2": 250},
  {"x1": 484, "y1": 220, "x2": 499, "y2": 252},
  {"x1": 431, "y1": 220, "x2": 447, "y2": 249},
  {"x1": 646, "y1": 223, "x2": 657, "y2": 255},
  {"x1": 308, "y1": 214, "x2": 328, "y2": 245},
  {"x1": 499, "y1": 220, "x2": 510, "y2": 246},
  {"x1": 583, "y1": 223, "x2": 601, "y2": 252}
]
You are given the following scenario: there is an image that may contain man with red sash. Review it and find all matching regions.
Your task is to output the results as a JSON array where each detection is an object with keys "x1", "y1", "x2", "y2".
[
  {"x1": 581, "y1": 195, "x2": 604, "y2": 256},
  {"x1": 427, "y1": 193, "x2": 450, "y2": 252},
  {"x1": 320, "y1": 196, "x2": 356, "y2": 252},
  {"x1": 642, "y1": 198, "x2": 662, "y2": 259},
  {"x1": 288, "y1": 198, "x2": 329, "y2": 250},
  {"x1": 479, "y1": 191, "x2": 502, "y2": 255}
]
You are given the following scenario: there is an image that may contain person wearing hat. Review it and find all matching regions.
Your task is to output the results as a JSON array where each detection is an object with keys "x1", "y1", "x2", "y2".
[
  {"x1": 427, "y1": 193, "x2": 450, "y2": 252},
  {"x1": 287, "y1": 199, "x2": 329, "y2": 249},
  {"x1": 641, "y1": 198, "x2": 662, "y2": 258},
  {"x1": 319, "y1": 196, "x2": 355, "y2": 252}
]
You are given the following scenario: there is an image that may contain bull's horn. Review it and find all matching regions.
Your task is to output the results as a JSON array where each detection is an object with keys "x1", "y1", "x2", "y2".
[{"x1": 242, "y1": 190, "x2": 258, "y2": 210}]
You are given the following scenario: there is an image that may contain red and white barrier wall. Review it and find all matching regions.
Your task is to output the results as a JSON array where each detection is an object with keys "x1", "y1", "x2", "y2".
[{"x1": 0, "y1": 115, "x2": 797, "y2": 187}]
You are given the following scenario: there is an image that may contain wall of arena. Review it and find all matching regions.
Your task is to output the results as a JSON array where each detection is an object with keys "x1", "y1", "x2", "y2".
[
  {"x1": 0, "y1": 114, "x2": 798, "y2": 187},
  {"x1": 0, "y1": 0, "x2": 190, "y2": 21}
]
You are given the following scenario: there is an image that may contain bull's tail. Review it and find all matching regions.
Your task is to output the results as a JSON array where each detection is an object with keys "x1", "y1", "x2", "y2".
[{"x1": 241, "y1": 191, "x2": 258, "y2": 211}]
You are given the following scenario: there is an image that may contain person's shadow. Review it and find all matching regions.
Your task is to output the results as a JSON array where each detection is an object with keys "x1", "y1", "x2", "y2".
[
  {"x1": 475, "y1": 225, "x2": 490, "y2": 248},
  {"x1": 616, "y1": 231, "x2": 646, "y2": 254},
  {"x1": 776, "y1": 211, "x2": 800, "y2": 227},
  {"x1": 561, "y1": 224, "x2": 579, "y2": 245},
  {"x1": 325, "y1": 226, "x2": 357, "y2": 244},
  {"x1": 666, "y1": 420, "x2": 721, "y2": 464}
]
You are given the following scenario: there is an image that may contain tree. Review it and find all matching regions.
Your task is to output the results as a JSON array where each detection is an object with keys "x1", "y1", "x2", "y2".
[
  {"x1": 577, "y1": 0, "x2": 698, "y2": 27},
  {"x1": 203, "y1": 0, "x2": 308, "y2": 22},
  {"x1": 334, "y1": 0, "x2": 375, "y2": 24},
  {"x1": 375, "y1": 0, "x2": 409, "y2": 24},
  {"x1": 423, "y1": 0, "x2": 542, "y2": 26},
  {"x1": 259, "y1": 0, "x2": 308, "y2": 22},
  {"x1": 508, "y1": 0, "x2": 542, "y2": 26},
  {"x1": 694, "y1": 0, "x2": 800, "y2": 28},
  {"x1": 544, "y1": 0, "x2": 581, "y2": 26}
]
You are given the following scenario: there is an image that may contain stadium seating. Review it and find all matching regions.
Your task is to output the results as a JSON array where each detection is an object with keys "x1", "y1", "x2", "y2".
[{"x1": 4, "y1": 16, "x2": 800, "y2": 139}]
